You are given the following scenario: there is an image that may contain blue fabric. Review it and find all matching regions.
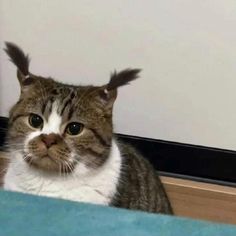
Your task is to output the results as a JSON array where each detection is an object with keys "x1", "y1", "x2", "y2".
[{"x1": 0, "y1": 190, "x2": 236, "y2": 236}]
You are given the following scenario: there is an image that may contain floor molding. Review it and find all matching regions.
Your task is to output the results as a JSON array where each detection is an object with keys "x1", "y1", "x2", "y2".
[{"x1": 161, "y1": 176, "x2": 236, "y2": 224}]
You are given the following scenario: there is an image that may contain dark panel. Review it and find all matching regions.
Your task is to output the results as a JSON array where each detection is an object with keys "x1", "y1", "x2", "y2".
[
  {"x1": 0, "y1": 117, "x2": 8, "y2": 151},
  {"x1": 116, "y1": 134, "x2": 236, "y2": 187}
]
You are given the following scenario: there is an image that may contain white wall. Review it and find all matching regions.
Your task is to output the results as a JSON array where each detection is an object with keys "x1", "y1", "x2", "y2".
[{"x1": 0, "y1": 0, "x2": 236, "y2": 150}]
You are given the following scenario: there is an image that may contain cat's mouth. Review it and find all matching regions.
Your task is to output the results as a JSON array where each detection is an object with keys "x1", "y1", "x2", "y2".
[{"x1": 23, "y1": 152, "x2": 76, "y2": 174}]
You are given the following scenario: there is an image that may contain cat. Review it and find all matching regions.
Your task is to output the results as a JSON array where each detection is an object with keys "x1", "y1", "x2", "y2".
[{"x1": 2, "y1": 42, "x2": 172, "y2": 214}]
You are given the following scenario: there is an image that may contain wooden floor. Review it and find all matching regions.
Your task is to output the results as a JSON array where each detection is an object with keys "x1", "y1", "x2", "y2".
[{"x1": 161, "y1": 176, "x2": 236, "y2": 224}]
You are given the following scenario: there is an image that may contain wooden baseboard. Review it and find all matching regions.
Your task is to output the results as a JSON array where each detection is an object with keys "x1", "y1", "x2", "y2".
[
  {"x1": 161, "y1": 176, "x2": 236, "y2": 224},
  {"x1": 0, "y1": 152, "x2": 8, "y2": 187}
]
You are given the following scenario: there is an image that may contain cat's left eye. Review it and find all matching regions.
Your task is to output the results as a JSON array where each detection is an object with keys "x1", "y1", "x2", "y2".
[
  {"x1": 66, "y1": 122, "x2": 84, "y2": 136},
  {"x1": 28, "y1": 114, "x2": 43, "y2": 129}
]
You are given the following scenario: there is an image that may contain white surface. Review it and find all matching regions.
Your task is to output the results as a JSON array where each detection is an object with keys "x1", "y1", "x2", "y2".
[{"x1": 0, "y1": 0, "x2": 236, "y2": 149}]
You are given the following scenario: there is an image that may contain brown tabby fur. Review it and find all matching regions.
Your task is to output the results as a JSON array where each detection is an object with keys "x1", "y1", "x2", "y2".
[
  {"x1": 3, "y1": 42, "x2": 172, "y2": 214},
  {"x1": 113, "y1": 144, "x2": 172, "y2": 213}
]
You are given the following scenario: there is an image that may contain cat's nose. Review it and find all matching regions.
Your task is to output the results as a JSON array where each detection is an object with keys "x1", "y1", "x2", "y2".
[{"x1": 41, "y1": 133, "x2": 60, "y2": 148}]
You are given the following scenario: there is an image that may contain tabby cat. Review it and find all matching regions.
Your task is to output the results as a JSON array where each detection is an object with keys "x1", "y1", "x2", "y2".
[{"x1": 2, "y1": 42, "x2": 172, "y2": 214}]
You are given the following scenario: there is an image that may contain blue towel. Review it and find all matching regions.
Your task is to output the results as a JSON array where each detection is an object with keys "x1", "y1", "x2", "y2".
[{"x1": 0, "y1": 190, "x2": 235, "y2": 236}]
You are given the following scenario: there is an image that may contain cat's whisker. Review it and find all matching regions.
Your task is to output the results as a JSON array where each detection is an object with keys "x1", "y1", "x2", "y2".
[
  {"x1": 6, "y1": 151, "x2": 23, "y2": 156},
  {"x1": 3, "y1": 148, "x2": 25, "y2": 153},
  {"x1": 63, "y1": 160, "x2": 69, "y2": 171},
  {"x1": 3, "y1": 143, "x2": 24, "y2": 148},
  {"x1": 64, "y1": 160, "x2": 74, "y2": 174},
  {"x1": 65, "y1": 162, "x2": 71, "y2": 176},
  {"x1": 59, "y1": 162, "x2": 62, "y2": 177},
  {"x1": 63, "y1": 166, "x2": 67, "y2": 178},
  {"x1": 64, "y1": 163, "x2": 69, "y2": 177},
  {"x1": 4, "y1": 141, "x2": 23, "y2": 145},
  {"x1": 69, "y1": 162, "x2": 74, "y2": 173},
  {"x1": 61, "y1": 159, "x2": 78, "y2": 179},
  {"x1": 5, "y1": 146, "x2": 25, "y2": 150},
  {"x1": 58, "y1": 161, "x2": 63, "y2": 177},
  {"x1": 62, "y1": 163, "x2": 66, "y2": 179}
]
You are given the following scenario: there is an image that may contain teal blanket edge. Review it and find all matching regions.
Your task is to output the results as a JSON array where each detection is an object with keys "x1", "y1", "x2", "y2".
[{"x1": 0, "y1": 190, "x2": 235, "y2": 236}]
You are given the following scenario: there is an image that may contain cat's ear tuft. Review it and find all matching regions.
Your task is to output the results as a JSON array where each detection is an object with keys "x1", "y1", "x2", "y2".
[
  {"x1": 98, "y1": 68, "x2": 141, "y2": 109},
  {"x1": 4, "y1": 42, "x2": 34, "y2": 86},
  {"x1": 106, "y1": 68, "x2": 141, "y2": 91}
]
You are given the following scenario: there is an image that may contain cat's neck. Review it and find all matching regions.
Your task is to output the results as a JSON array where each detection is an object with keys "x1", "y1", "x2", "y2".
[{"x1": 4, "y1": 139, "x2": 122, "y2": 205}]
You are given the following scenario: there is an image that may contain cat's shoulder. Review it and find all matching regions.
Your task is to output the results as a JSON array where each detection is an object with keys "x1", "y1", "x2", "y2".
[{"x1": 114, "y1": 137, "x2": 149, "y2": 165}]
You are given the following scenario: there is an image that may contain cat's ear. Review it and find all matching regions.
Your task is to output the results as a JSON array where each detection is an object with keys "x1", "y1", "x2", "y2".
[
  {"x1": 4, "y1": 42, "x2": 36, "y2": 89},
  {"x1": 98, "y1": 68, "x2": 141, "y2": 108}
]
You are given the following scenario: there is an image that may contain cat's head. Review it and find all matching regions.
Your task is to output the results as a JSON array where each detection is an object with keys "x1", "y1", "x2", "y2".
[{"x1": 4, "y1": 42, "x2": 140, "y2": 174}]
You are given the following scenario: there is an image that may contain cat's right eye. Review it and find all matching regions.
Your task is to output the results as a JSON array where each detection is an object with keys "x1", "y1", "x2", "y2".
[
  {"x1": 28, "y1": 114, "x2": 43, "y2": 129},
  {"x1": 66, "y1": 122, "x2": 84, "y2": 136}
]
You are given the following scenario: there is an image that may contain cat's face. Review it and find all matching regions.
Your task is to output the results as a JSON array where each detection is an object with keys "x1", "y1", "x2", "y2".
[
  {"x1": 4, "y1": 42, "x2": 140, "y2": 175},
  {"x1": 8, "y1": 77, "x2": 115, "y2": 173}
]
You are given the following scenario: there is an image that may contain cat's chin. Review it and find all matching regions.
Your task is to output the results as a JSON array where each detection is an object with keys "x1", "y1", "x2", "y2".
[{"x1": 23, "y1": 154, "x2": 76, "y2": 174}]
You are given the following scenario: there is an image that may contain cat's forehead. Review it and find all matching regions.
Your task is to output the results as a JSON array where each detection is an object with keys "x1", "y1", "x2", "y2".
[
  {"x1": 39, "y1": 83, "x2": 89, "y2": 117},
  {"x1": 19, "y1": 80, "x2": 100, "y2": 123},
  {"x1": 33, "y1": 79, "x2": 90, "y2": 102},
  {"x1": 11, "y1": 78, "x2": 104, "y2": 128},
  {"x1": 45, "y1": 81, "x2": 88, "y2": 96}
]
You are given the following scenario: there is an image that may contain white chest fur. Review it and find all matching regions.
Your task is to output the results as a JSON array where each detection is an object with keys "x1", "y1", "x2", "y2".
[{"x1": 4, "y1": 141, "x2": 122, "y2": 205}]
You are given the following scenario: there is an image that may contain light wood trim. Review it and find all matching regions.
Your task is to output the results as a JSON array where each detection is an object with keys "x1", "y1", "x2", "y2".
[
  {"x1": 161, "y1": 176, "x2": 236, "y2": 224},
  {"x1": 0, "y1": 151, "x2": 9, "y2": 187}
]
